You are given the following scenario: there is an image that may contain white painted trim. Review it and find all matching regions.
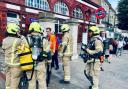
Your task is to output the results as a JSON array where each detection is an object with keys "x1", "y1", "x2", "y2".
[
  {"x1": 97, "y1": 24, "x2": 106, "y2": 28},
  {"x1": 54, "y1": 14, "x2": 70, "y2": 19},
  {"x1": 85, "y1": 21, "x2": 96, "y2": 25},
  {"x1": 78, "y1": 19, "x2": 84, "y2": 23},
  {"x1": 6, "y1": 4, "x2": 21, "y2": 10},
  {"x1": 25, "y1": 8, "x2": 41, "y2": 14},
  {"x1": 76, "y1": 0, "x2": 98, "y2": 9}
]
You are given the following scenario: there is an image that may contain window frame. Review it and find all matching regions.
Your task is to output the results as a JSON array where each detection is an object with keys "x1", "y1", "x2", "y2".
[
  {"x1": 25, "y1": 0, "x2": 50, "y2": 11},
  {"x1": 72, "y1": 7, "x2": 83, "y2": 19},
  {"x1": 54, "y1": 1, "x2": 69, "y2": 16}
]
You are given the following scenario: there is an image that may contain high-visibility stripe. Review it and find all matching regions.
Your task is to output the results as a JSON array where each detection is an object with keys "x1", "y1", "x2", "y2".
[
  {"x1": 11, "y1": 39, "x2": 18, "y2": 64},
  {"x1": 6, "y1": 87, "x2": 10, "y2": 89},
  {"x1": 62, "y1": 42, "x2": 67, "y2": 45},
  {"x1": 6, "y1": 63, "x2": 20, "y2": 66},
  {"x1": 64, "y1": 76, "x2": 70, "y2": 81}
]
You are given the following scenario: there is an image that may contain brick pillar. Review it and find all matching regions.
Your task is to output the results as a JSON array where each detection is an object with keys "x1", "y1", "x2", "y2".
[{"x1": 0, "y1": 12, "x2": 7, "y2": 45}]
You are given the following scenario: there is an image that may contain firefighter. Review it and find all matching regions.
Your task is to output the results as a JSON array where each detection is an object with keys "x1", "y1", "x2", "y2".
[
  {"x1": 84, "y1": 26, "x2": 103, "y2": 89},
  {"x1": 59, "y1": 24, "x2": 73, "y2": 83},
  {"x1": 2, "y1": 23, "x2": 22, "y2": 89},
  {"x1": 26, "y1": 22, "x2": 51, "y2": 89}
]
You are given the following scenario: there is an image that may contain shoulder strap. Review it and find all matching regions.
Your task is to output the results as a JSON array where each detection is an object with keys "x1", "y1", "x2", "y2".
[{"x1": 95, "y1": 37, "x2": 103, "y2": 42}]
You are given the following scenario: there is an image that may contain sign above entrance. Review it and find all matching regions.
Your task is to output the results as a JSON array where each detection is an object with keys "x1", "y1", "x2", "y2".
[
  {"x1": 29, "y1": 18, "x2": 38, "y2": 22},
  {"x1": 95, "y1": 7, "x2": 106, "y2": 19}
]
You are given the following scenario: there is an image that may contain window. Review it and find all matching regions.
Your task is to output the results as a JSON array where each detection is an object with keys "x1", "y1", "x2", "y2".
[
  {"x1": 7, "y1": 12, "x2": 19, "y2": 24},
  {"x1": 90, "y1": 14, "x2": 96, "y2": 23},
  {"x1": 54, "y1": 1, "x2": 69, "y2": 15},
  {"x1": 26, "y1": 0, "x2": 50, "y2": 11},
  {"x1": 7, "y1": 13, "x2": 17, "y2": 18},
  {"x1": 73, "y1": 8, "x2": 83, "y2": 19},
  {"x1": 55, "y1": 24, "x2": 62, "y2": 34}
]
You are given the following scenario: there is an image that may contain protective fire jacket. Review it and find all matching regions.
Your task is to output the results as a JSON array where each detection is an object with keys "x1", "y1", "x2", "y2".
[
  {"x1": 86, "y1": 35, "x2": 103, "y2": 62},
  {"x1": 2, "y1": 37, "x2": 22, "y2": 66},
  {"x1": 60, "y1": 32, "x2": 73, "y2": 57}
]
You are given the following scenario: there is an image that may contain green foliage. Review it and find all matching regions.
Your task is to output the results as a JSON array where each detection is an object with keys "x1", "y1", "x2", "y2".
[{"x1": 117, "y1": 0, "x2": 128, "y2": 30}]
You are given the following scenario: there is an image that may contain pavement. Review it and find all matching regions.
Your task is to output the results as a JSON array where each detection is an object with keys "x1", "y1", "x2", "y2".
[
  {"x1": 47, "y1": 51, "x2": 128, "y2": 89},
  {"x1": 0, "y1": 47, "x2": 128, "y2": 89}
]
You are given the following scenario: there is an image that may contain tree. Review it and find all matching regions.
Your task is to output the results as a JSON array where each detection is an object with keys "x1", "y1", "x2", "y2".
[{"x1": 117, "y1": 0, "x2": 128, "y2": 30}]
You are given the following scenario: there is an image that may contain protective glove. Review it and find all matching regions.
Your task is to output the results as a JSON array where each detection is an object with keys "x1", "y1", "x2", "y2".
[
  {"x1": 81, "y1": 43, "x2": 87, "y2": 51},
  {"x1": 47, "y1": 60, "x2": 52, "y2": 64},
  {"x1": 58, "y1": 52, "x2": 63, "y2": 57}
]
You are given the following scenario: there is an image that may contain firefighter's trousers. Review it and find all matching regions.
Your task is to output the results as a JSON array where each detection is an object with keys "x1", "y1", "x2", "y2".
[
  {"x1": 84, "y1": 60, "x2": 100, "y2": 89},
  {"x1": 62, "y1": 56, "x2": 71, "y2": 81},
  {"x1": 6, "y1": 66, "x2": 21, "y2": 89},
  {"x1": 26, "y1": 61, "x2": 47, "y2": 89}
]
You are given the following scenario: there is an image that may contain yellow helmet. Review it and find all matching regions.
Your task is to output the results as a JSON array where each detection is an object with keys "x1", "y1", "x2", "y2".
[
  {"x1": 29, "y1": 22, "x2": 41, "y2": 33},
  {"x1": 89, "y1": 26, "x2": 100, "y2": 34},
  {"x1": 61, "y1": 24, "x2": 70, "y2": 32},
  {"x1": 6, "y1": 23, "x2": 20, "y2": 34}
]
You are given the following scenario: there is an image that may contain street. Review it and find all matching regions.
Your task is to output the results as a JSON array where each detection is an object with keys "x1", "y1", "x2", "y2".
[
  {"x1": 0, "y1": 48, "x2": 128, "y2": 89},
  {"x1": 48, "y1": 50, "x2": 128, "y2": 89}
]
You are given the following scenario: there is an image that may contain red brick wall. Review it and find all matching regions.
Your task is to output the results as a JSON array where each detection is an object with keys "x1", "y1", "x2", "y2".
[
  {"x1": 49, "y1": 0, "x2": 91, "y2": 20},
  {"x1": 0, "y1": 2, "x2": 7, "y2": 44},
  {"x1": 91, "y1": 0, "x2": 100, "y2": 5},
  {"x1": 4, "y1": 0, "x2": 24, "y2": 5},
  {"x1": 0, "y1": 0, "x2": 97, "y2": 44}
]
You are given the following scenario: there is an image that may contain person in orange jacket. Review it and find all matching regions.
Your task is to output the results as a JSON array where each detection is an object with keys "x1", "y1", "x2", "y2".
[{"x1": 46, "y1": 28, "x2": 58, "y2": 69}]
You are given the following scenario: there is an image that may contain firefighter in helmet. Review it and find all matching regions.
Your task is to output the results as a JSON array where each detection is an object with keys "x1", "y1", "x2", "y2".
[
  {"x1": 59, "y1": 24, "x2": 73, "y2": 83},
  {"x1": 84, "y1": 26, "x2": 103, "y2": 89},
  {"x1": 2, "y1": 23, "x2": 22, "y2": 89},
  {"x1": 26, "y1": 22, "x2": 50, "y2": 89}
]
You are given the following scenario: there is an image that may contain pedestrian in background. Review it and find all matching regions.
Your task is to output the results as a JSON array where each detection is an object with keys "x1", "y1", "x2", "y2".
[
  {"x1": 46, "y1": 28, "x2": 58, "y2": 69},
  {"x1": 116, "y1": 38, "x2": 124, "y2": 56},
  {"x1": 114, "y1": 38, "x2": 118, "y2": 56}
]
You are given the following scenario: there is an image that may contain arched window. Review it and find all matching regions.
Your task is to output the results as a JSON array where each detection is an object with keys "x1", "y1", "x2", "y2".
[
  {"x1": 54, "y1": 1, "x2": 69, "y2": 15},
  {"x1": 26, "y1": 0, "x2": 50, "y2": 11},
  {"x1": 73, "y1": 8, "x2": 83, "y2": 19}
]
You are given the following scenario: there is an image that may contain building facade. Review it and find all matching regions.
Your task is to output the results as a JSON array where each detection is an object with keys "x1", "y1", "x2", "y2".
[
  {"x1": 0, "y1": 0, "x2": 100, "y2": 59},
  {"x1": 98, "y1": 0, "x2": 116, "y2": 38}
]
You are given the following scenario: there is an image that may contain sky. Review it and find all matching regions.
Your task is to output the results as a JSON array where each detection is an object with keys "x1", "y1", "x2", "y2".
[{"x1": 108, "y1": 0, "x2": 119, "y2": 10}]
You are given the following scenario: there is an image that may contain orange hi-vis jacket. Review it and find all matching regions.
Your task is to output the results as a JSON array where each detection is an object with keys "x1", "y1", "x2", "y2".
[{"x1": 49, "y1": 34, "x2": 56, "y2": 53}]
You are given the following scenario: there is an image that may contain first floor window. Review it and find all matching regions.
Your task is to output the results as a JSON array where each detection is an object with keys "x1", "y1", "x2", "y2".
[{"x1": 26, "y1": 0, "x2": 50, "y2": 11}]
